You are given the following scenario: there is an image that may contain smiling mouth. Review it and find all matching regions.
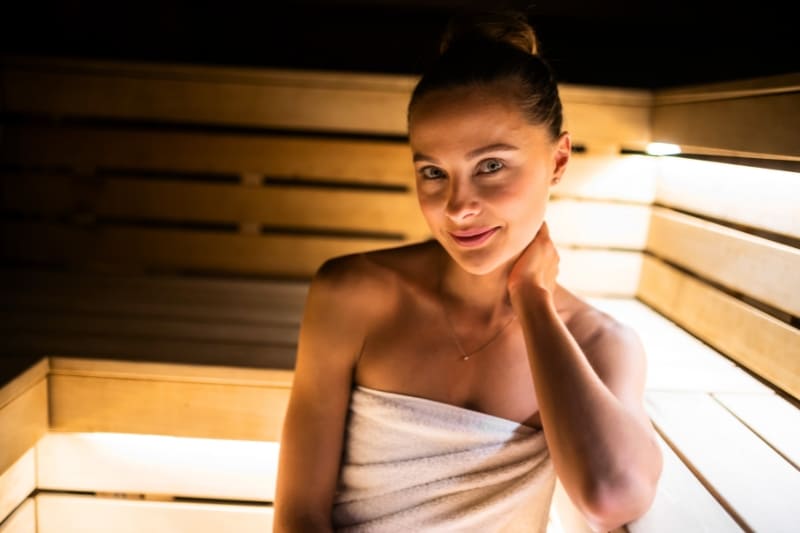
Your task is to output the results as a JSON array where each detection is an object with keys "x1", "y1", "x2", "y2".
[{"x1": 449, "y1": 227, "x2": 500, "y2": 247}]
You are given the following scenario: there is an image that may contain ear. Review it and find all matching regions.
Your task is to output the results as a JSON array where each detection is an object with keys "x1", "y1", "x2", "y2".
[{"x1": 551, "y1": 131, "x2": 571, "y2": 185}]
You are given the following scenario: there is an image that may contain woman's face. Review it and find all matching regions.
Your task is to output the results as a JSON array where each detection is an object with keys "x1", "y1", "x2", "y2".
[{"x1": 408, "y1": 86, "x2": 570, "y2": 275}]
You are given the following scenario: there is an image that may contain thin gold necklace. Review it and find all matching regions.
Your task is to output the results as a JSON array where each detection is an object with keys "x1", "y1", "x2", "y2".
[{"x1": 437, "y1": 255, "x2": 517, "y2": 361}]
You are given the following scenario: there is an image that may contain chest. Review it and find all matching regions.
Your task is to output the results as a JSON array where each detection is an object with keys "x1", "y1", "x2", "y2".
[{"x1": 354, "y1": 302, "x2": 551, "y2": 429}]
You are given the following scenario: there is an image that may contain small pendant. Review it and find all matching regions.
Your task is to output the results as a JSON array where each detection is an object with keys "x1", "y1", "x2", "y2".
[{"x1": 462, "y1": 355, "x2": 470, "y2": 361}]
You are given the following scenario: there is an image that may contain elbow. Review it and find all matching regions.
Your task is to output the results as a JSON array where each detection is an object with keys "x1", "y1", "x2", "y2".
[{"x1": 580, "y1": 463, "x2": 662, "y2": 531}]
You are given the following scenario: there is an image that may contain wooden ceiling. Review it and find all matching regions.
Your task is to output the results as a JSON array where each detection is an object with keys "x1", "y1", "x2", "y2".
[{"x1": 1, "y1": 0, "x2": 797, "y2": 88}]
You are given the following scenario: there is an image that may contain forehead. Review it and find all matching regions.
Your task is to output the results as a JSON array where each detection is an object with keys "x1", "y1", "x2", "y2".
[{"x1": 408, "y1": 87, "x2": 548, "y2": 156}]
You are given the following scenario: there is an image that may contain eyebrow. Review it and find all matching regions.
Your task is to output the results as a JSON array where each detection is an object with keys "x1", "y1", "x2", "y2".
[{"x1": 412, "y1": 143, "x2": 519, "y2": 164}]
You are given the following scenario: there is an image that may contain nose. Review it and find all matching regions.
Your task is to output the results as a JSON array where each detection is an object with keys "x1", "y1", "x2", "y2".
[{"x1": 444, "y1": 178, "x2": 480, "y2": 222}]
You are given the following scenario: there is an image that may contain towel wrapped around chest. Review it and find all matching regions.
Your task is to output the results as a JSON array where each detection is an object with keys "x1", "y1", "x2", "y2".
[{"x1": 332, "y1": 385, "x2": 556, "y2": 532}]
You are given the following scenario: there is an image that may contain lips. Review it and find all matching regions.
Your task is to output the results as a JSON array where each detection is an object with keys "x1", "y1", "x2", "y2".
[{"x1": 449, "y1": 226, "x2": 500, "y2": 247}]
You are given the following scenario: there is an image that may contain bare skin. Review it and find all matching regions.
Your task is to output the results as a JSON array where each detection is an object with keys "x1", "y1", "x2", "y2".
[{"x1": 274, "y1": 84, "x2": 662, "y2": 532}]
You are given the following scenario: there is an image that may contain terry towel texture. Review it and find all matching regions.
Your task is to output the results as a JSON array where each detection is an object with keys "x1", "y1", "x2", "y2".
[{"x1": 332, "y1": 385, "x2": 556, "y2": 532}]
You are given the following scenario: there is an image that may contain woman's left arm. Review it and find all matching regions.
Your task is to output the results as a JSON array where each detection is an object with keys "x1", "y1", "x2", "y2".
[{"x1": 508, "y1": 222, "x2": 663, "y2": 531}]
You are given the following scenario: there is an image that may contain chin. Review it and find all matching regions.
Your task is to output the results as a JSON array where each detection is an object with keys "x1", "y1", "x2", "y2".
[{"x1": 440, "y1": 241, "x2": 515, "y2": 276}]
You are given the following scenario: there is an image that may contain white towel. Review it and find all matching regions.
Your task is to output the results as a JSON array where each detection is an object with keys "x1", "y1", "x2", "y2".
[{"x1": 332, "y1": 385, "x2": 556, "y2": 532}]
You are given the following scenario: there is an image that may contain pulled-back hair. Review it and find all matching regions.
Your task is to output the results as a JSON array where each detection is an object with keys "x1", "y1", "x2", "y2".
[{"x1": 408, "y1": 10, "x2": 563, "y2": 140}]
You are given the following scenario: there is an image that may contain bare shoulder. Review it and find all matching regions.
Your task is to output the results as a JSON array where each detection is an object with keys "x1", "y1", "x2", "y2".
[{"x1": 310, "y1": 240, "x2": 440, "y2": 318}]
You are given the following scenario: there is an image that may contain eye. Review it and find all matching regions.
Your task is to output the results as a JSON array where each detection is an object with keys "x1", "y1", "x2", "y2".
[
  {"x1": 419, "y1": 166, "x2": 445, "y2": 180},
  {"x1": 477, "y1": 158, "x2": 504, "y2": 174}
]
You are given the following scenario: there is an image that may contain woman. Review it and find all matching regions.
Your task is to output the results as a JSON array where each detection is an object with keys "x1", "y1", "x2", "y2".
[{"x1": 274, "y1": 11, "x2": 662, "y2": 532}]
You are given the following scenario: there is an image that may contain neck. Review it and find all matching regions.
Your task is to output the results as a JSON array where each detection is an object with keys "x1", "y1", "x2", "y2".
[{"x1": 437, "y1": 248, "x2": 514, "y2": 321}]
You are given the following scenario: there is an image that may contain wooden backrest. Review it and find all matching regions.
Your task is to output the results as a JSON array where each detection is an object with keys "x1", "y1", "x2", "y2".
[
  {"x1": 638, "y1": 76, "x2": 800, "y2": 401},
  {"x1": 0, "y1": 55, "x2": 651, "y2": 293}
]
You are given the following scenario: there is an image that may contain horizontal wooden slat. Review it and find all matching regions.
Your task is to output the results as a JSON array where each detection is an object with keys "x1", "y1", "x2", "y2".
[
  {"x1": 1, "y1": 55, "x2": 652, "y2": 146},
  {"x1": 1, "y1": 286, "x2": 305, "y2": 327},
  {"x1": 655, "y1": 156, "x2": 800, "y2": 241},
  {"x1": 0, "y1": 267, "x2": 309, "y2": 317},
  {"x1": 37, "y1": 433, "x2": 280, "y2": 502},
  {"x1": 561, "y1": 99, "x2": 650, "y2": 152},
  {"x1": 587, "y1": 298, "x2": 771, "y2": 394},
  {"x1": 0, "y1": 220, "x2": 401, "y2": 278},
  {"x1": 548, "y1": 200, "x2": 650, "y2": 250},
  {"x1": 0, "y1": 125, "x2": 416, "y2": 187},
  {"x1": 652, "y1": 81, "x2": 800, "y2": 159},
  {"x1": 637, "y1": 255, "x2": 800, "y2": 400},
  {"x1": 49, "y1": 357, "x2": 294, "y2": 386},
  {"x1": 647, "y1": 207, "x2": 800, "y2": 317},
  {"x1": 712, "y1": 392, "x2": 800, "y2": 469},
  {"x1": 0, "y1": 358, "x2": 48, "y2": 409},
  {"x1": 0, "y1": 58, "x2": 417, "y2": 135},
  {"x1": 0, "y1": 449, "x2": 36, "y2": 525},
  {"x1": 2, "y1": 173, "x2": 647, "y2": 249},
  {"x1": 646, "y1": 391, "x2": 800, "y2": 533},
  {"x1": 0, "y1": 335, "x2": 297, "y2": 370},
  {"x1": 626, "y1": 432, "x2": 743, "y2": 533},
  {"x1": 0, "y1": 173, "x2": 431, "y2": 239},
  {"x1": 2, "y1": 220, "x2": 644, "y2": 288},
  {"x1": 0, "y1": 268, "x2": 308, "y2": 312},
  {"x1": 0, "y1": 379, "x2": 47, "y2": 474},
  {"x1": 0, "y1": 309, "x2": 299, "y2": 346},
  {"x1": 653, "y1": 74, "x2": 800, "y2": 105},
  {"x1": 36, "y1": 494, "x2": 273, "y2": 533},
  {"x1": 555, "y1": 154, "x2": 656, "y2": 204},
  {"x1": 0, "y1": 498, "x2": 35, "y2": 533},
  {"x1": 557, "y1": 249, "x2": 642, "y2": 297},
  {"x1": 48, "y1": 360, "x2": 292, "y2": 439}
]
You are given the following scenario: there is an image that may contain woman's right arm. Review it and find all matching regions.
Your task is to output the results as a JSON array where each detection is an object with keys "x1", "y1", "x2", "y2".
[{"x1": 273, "y1": 256, "x2": 372, "y2": 532}]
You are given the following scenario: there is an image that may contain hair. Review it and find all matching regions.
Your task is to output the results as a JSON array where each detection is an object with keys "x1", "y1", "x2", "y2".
[{"x1": 407, "y1": 10, "x2": 563, "y2": 140}]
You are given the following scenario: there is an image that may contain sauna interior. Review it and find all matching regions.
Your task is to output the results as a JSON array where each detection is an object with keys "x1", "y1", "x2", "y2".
[{"x1": 1, "y1": 2, "x2": 799, "y2": 532}]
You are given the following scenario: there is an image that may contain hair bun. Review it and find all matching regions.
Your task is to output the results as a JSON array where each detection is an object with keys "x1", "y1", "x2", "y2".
[{"x1": 439, "y1": 10, "x2": 539, "y2": 56}]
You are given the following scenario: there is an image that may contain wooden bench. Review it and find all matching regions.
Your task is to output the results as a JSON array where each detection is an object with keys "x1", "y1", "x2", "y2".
[{"x1": 1, "y1": 56, "x2": 798, "y2": 533}]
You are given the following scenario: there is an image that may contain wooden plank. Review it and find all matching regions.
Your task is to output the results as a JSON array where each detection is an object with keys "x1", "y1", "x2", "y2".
[
  {"x1": 1, "y1": 286, "x2": 306, "y2": 326},
  {"x1": 561, "y1": 99, "x2": 651, "y2": 153},
  {"x1": 0, "y1": 267, "x2": 310, "y2": 317},
  {"x1": 1, "y1": 221, "x2": 644, "y2": 286},
  {"x1": 0, "y1": 220, "x2": 402, "y2": 278},
  {"x1": 0, "y1": 449, "x2": 35, "y2": 525},
  {"x1": 0, "y1": 334, "x2": 298, "y2": 370},
  {"x1": 652, "y1": 91, "x2": 800, "y2": 159},
  {"x1": 647, "y1": 207, "x2": 800, "y2": 317},
  {"x1": 0, "y1": 173, "x2": 431, "y2": 239},
  {"x1": 653, "y1": 73, "x2": 800, "y2": 105},
  {"x1": 712, "y1": 392, "x2": 800, "y2": 469},
  {"x1": 0, "y1": 498, "x2": 35, "y2": 533},
  {"x1": 37, "y1": 432, "x2": 280, "y2": 502},
  {"x1": 1, "y1": 56, "x2": 652, "y2": 145},
  {"x1": 548, "y1": 200, "x2": 650, "y2": 250},
  {"x1": 0, "y1": 358, "x2": 48, "y2": 410},
  {"x1": 557, "y1": 249, "x2": 642, "y2": 297},
  {"x1": 0, "y1": 125, "x2": 416, "y2": 187},
  {"x1": 626, "y1": 432, "x2": 743, "y2": 533},
  {"x1": 646, "y1": 391, "x2": 800, "y2": 533},
  {"x1": 48, "y1": 373, "x2": 291, "y2": 440},
  {"x1": 586, "y1": 298, "x2": 772, "y2": 394},
  {"x1": 0, "y1": 309, "x2": 300, "y2": 346},
  {"x1": 0, "y1": 379, "x2": 48, "y2": 474},
  {"x1": 655, "y1": 156, "x2": 800, "y2": 241},
  {"x1": 2, "y1": 173, "x2": 653, "y2": 246},
  {"x1": 637, "y1": 255, "x2": 800, "y2": 400},
  {"x1": 0, "y1": 58, "x2": 417, "y2": 135},
  {"x1": 555, "y1": 154, "x2": 656, "y2": 204},
  {"x1": 48, "y1": 356, "x2": 294, "y2": 386},
  {"x1": 36, "y1": 494, "x2": 273, "y2": 533}
]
